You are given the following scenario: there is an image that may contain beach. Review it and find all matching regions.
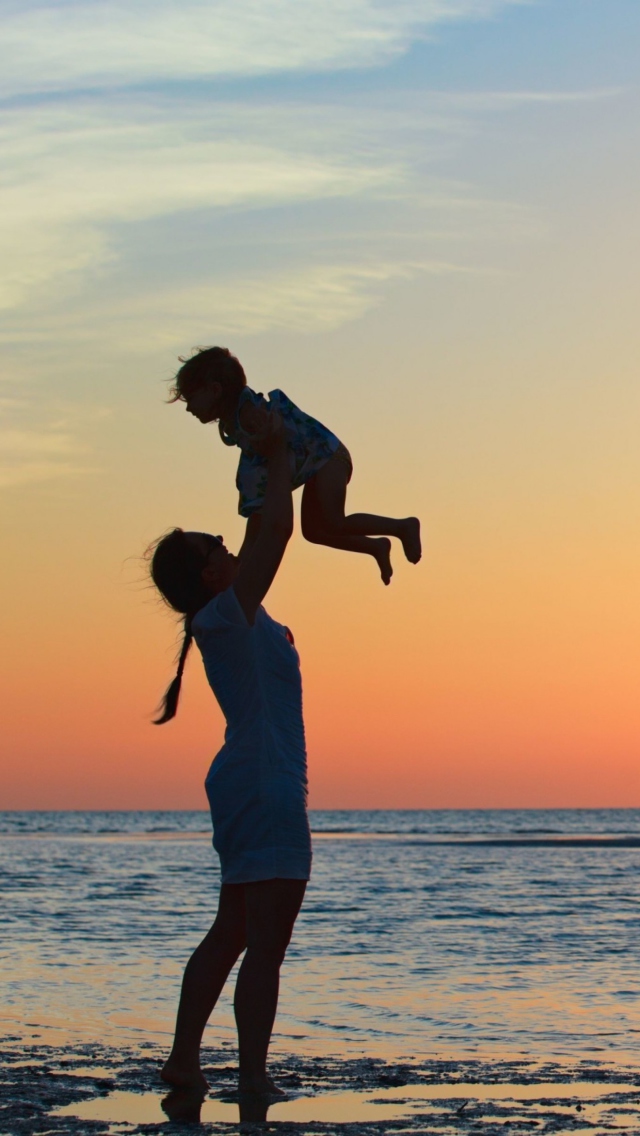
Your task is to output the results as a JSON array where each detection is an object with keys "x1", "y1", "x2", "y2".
[
  {"x1": 3, "y1": 809, "x2": 640, "y2": 1132},
  {"x1": 5, "y1": 1040, "x2": 640, "y2": 1133}
]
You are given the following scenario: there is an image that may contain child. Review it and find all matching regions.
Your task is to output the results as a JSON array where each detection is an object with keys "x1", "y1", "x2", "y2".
[{"x1": 170, "y1": 346, "x2": 421, "y2": 584}]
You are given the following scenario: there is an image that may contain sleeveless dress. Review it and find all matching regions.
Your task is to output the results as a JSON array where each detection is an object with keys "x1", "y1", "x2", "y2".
[
  {"x1": 191, "y1": 585, "x2": 312, "y2": 885},
  {"x1": 220, "y1": 388, "x2": 347, "y2": 518}
]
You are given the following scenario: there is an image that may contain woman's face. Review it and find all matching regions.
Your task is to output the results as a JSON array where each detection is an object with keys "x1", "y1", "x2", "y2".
[{"x1": 186, "y1": 532, "x2": 238, "y2": 595}]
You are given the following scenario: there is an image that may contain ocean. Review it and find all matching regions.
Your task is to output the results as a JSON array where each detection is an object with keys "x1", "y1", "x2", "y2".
[{"x1": 3, "y1": 808, "x2": 640, "y2": 1065}]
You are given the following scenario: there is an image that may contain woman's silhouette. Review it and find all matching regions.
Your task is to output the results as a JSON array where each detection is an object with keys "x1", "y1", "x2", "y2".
[{"x1": 149, "y1": 413, "x2": 310, "y2": 1096}]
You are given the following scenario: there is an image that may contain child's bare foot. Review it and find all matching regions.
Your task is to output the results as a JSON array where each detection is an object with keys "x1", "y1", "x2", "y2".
[
  {"x1": 372, "y1": 537, "x2": 393, "y2": 585},
  {"x1": 399, "y1": 517, "x2": 421, "y2": 564},
  {"x1": 161, "y1": 1056, "x2": 209, "y2": 1093}
]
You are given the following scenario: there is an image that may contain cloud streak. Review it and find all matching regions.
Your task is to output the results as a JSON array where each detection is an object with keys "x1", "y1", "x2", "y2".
[
  {"x1": 0, "y1": 98, "x2": 403, "y2": 312},
  {"x1": 438, "y1": 87, "x2": 625, "y2": 110},
  {"x1": 0, "y1": 425, "x2": 89, "y2": 488},
  {"x1": 43, "y1": 258, "x2": 481, "y2": 345},
  {"x1": 0, "y1": 400, "x2": 110, "y2": 489},
  {"x1": 2, "y1": 0, "x2": 529, "y2": 96},
  {"x1": 3, "y1": 1, "x2": 610, "y2": 357}
]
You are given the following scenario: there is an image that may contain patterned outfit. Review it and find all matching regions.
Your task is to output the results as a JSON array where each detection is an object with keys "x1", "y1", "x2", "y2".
[{"x1": 221, "y1": 387, "x2": 349, "y2": 518}]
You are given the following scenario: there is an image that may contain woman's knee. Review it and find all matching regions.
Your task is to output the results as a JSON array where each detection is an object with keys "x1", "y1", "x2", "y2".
[
  {"x1": 214, "y1": 920, "x2": 247, "y2": 952},
  {"x1": 244, "y1": 914, "x2": 295, "y2": 960},
  {"x1": 243, "y1": 879, "x2": 306, "y2": 957},
  {"x1": 200, "y1": 919, "x2": 246, "y2": 961},
  {"x1": 202, "y1": 884, "x2": 247, "y2": 956}
]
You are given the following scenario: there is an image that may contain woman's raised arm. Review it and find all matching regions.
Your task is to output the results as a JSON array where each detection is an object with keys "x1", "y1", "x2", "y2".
[{"x1": 232, "y1": 419, "x2": 293, "y2": 624}]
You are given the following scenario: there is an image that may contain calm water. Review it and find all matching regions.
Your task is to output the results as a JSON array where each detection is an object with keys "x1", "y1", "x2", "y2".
[{"x1": 2, "y1": 809, "x2": 640, "y2": 1062}]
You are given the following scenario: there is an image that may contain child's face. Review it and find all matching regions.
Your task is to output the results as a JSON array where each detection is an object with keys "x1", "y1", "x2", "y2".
[{"x1": 183, "y1": 380, "x2": 223, "y2": 424}]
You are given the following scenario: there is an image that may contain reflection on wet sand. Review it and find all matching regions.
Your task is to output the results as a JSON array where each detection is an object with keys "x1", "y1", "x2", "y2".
[
  {"x1": 54, "y1": 1079, "x2": 640, "y2": 1129},
  {"x1": 6, "y1": 1039, "x2": 640, "y2": 1136},
  {"x1": 160, "y1": 1086, "x2": 275, "y2": 1125},
  {"x1": 161, "y1": 1086, "x2": 206, "y2": 1123},
  {"x1": 236, "y1": 1092, "x2": 270, "y2": 1124}
]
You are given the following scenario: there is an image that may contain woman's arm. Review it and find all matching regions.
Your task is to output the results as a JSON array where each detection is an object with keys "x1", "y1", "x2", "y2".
[
  {"x1": 233, "y1": 419, "x2": 293, "y2": 624},
  {"x1": 237, "y1": 514, "x2": 262, "y2": 564}
]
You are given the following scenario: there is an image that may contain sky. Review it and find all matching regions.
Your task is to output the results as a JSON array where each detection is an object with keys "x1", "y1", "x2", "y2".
[{"x1": 2, "y1": 0, "x2": 640, "y2": 810}]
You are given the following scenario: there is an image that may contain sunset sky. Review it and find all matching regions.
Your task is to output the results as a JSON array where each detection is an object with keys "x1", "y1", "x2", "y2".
[{"x1": 2, "y1": 0, "x2": 640, "y2": 810}]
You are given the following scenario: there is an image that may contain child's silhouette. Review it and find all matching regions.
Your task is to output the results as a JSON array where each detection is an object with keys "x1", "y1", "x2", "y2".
[{"x1": 171, "y1": 346, "x2": 421, "y2": 584}]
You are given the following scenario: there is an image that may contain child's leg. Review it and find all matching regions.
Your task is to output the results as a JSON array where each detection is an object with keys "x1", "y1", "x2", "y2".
[
  {"x1": 301, "y1": 452, "x2": 421, "y2": 581},
  {"x1": 301, "y1": 458, "x2": 393, "y2": 583}
]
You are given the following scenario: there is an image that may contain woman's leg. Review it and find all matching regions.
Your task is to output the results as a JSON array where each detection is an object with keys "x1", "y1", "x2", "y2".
[
  {"x1": 234, "y1": 878, "x2": 307, "y2": 1093},
  {"x1": 161, "y1": 883, "x2": 247, "y2": 1091},
  {"x1": 301, "y1": 455, "x2": 421, "y2": 584}
]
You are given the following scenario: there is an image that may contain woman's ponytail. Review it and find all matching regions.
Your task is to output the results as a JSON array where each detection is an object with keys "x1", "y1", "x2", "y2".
[
  {"x1": 153, "y1": 614, "x2": 194, "y2": 724},
  {"x1": 148, "y1": 527, "x2": 218, "y2": 724}
]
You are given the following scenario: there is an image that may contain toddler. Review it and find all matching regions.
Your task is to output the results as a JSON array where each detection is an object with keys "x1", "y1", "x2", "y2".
[{"x1": 171, "y1": 346, "x2": 421, "y2": 584}]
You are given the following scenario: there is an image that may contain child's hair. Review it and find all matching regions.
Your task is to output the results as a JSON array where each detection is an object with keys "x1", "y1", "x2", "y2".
[
  {"x1": 148, "y1": 528, "x2": 218, "y2": 724},
  {"x1": 170, "y1": 346, "x2": 246, "y2": 402}
]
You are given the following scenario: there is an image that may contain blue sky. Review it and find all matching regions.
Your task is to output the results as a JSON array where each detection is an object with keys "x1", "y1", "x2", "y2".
[
  {"x1": 0, "y1": 0, "x2": 637, "y2": 503},
  {"x1": 0, "y1": 0, "x2": 637, "y2": 521}
]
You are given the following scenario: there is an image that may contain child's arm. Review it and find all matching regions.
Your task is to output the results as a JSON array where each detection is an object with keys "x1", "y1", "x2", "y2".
[{"x1": 237, "y1": 514, "x2": 262, "y2": 563}]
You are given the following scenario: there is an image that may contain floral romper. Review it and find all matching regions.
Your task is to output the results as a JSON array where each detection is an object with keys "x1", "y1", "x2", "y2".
[{"x1": 221, "y1": 388, "x2": 351, "y2": 518}]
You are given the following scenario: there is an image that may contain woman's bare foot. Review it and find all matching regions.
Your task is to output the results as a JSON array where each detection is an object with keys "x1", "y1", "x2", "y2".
[
  {"x1": 238, "y1": 1072, "x2": 287, "y2": 1097},
  {"x1": 399, "y1": 517, "x2": 421, "y2": 564},
  {"x1": 371, "y1": 537, "x2": 393, "y2": 585},
  {"x1": 161, "y1": 1056, "x2": 209, "y2": 1093}
]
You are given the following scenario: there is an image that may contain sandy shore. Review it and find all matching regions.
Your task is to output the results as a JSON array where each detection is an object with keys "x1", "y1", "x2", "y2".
[{"x1": 3, "y1": 1038, "x2": 640, "y2": 1134}]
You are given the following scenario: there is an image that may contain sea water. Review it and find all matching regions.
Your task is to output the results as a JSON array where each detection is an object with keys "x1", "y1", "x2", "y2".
[{"x1": 2, "y1": 809, "x2": 640, "y2": 1062}]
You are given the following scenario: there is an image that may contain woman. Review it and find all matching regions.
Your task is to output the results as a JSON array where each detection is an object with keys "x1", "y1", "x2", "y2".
[{"x1": 149, "y1": 416, "x2": 310, "y2": 1097}]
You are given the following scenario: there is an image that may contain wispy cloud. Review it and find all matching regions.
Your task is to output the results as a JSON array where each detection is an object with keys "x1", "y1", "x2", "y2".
[
  {"x1": 4, "y1": 0, "x2": 613, "y2": 357},
  {"x1": 0, "y1": 99, "x2": 403, "y2": 312},
  {"x1": 2, "y1": 0, "x2": 528, "y2": 96},
  {"x1": 437, "y1": 87, "x2": 625, "y2": 110},
  {"x1": 0, "y1": 429, "x2": 82, "y2": 456},
  {"x1": 1, "y1": 87, "x2": 552, "y2": 321},
  {"x1": 0, "y1": 431, "x2": 86, "y2": 488},
  {"x1": 0, "y1": 404, "x2": 102, "y2": 489},
  {"x1": 63, "y1": 258, "x2": 482, "y2": 344},
  {"x1": 0, "y1": 460, "x2": 86, "y2": 489}
]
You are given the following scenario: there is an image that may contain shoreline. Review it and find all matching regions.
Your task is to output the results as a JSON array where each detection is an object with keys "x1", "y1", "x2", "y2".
[{"x1": 3, "y1": 1038, "x2": 640, "y2": 1134}]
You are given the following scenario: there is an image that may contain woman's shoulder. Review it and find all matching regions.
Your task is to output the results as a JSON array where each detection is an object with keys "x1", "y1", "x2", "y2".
[{"x1": 192, "y1": 586, "x2": 250, "y2": 636}]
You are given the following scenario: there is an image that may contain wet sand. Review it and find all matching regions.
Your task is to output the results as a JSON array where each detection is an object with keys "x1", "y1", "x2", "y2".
[{"x1": 3, "y1": 1038, "x2": 640, "y2": 1134}]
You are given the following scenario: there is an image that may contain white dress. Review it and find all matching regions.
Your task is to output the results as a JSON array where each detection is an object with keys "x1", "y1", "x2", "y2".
[{"x1": 192, "y1": 585, "x2": 312, "y2": 885}]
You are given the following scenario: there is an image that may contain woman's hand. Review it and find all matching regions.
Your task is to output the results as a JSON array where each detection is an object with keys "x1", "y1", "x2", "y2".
[{"x1": 249, "y1": 409, "x2": 286, "y2": 456}]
